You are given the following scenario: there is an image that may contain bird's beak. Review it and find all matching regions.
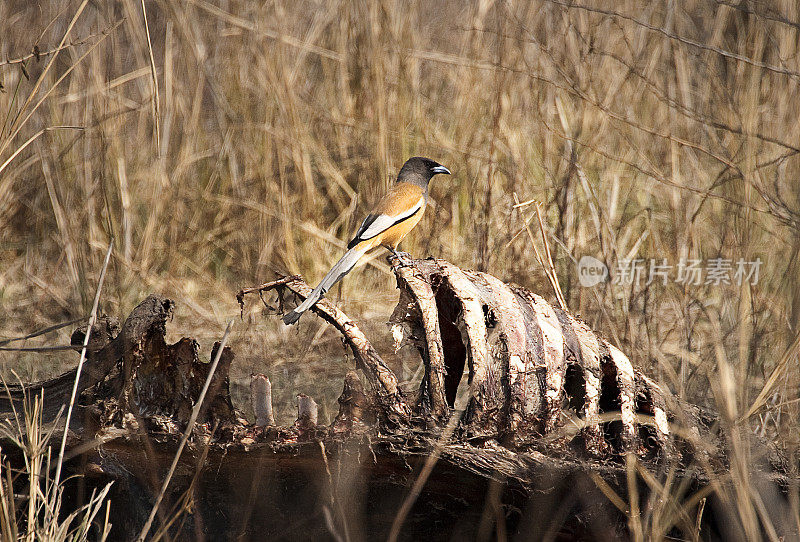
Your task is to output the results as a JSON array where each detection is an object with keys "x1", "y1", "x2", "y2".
[{"x1": 431, "y1": 165, "x2": 451, "y2": 175}]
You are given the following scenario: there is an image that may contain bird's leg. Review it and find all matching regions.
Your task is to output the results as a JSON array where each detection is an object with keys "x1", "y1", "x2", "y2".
[{"x1": 389, "y1": 246, "x2": 414, "y2": 267}]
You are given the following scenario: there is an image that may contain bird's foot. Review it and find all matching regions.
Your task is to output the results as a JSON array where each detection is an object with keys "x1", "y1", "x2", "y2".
[{"x1": 389, "y1": 249, "x2": 415, "y2": 267}]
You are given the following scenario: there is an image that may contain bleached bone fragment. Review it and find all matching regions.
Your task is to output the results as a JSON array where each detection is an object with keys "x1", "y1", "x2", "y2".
[
  {"x1": 523, "y1": 294, "x2": 565, "y2": 432},
  {"x1": 296, "y1": 393, "x2": 318, "y2": 426},
  {"x1": 606, "y1": 343, "x2": 637, "y2": 451},
  {"x1": 391, "y1": 265, "x2": 449, "y2": 417},
  {"x1": 568, "y1": 317, "x2": 605, "y2": 455},
  {"x1": 250, "y1": 373, "x2": 275, "y2": 427},
  {"x1": 437, "y1": 262, "x2": 499, "y2": 428},
  {"x1": 474, "y1": 272, "x2": 531, "y2": 431}
]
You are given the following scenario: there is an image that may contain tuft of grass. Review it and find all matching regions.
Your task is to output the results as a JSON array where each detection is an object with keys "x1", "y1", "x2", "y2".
[{"x1": 0, "y1": 387, "x2": 111, "y2": 541}]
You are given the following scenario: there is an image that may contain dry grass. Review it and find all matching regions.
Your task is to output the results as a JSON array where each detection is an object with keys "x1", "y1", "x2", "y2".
[
  {"x1": 0, "y1": 390, "x2": 111, "y2": 541},
  {"x1": 1, "y1": 0, "x2": 799, "y2": 538}
]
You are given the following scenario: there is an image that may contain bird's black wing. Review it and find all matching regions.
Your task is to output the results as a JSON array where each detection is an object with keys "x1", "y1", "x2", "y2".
[{"x1": 347, "y1": 214, "x2": 380, "y2": 249}]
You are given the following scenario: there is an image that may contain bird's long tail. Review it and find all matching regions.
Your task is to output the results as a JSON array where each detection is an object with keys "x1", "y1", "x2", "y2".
[{"x1": 282, "y1": 246, "x2": 368, "y2": 325}]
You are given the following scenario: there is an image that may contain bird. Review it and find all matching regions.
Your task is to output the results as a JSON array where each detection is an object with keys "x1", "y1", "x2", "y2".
[{"x1": 282, "y1": 156, "x2": 450, "y2": 325}]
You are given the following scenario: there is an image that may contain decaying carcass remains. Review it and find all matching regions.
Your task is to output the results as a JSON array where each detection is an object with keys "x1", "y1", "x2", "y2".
[
  {"x1": 385, "y1": 259, "x2": 680, "y2": 459},
  {"x1": 0, "y1": 258, "x2": 791, "y2": 541}
]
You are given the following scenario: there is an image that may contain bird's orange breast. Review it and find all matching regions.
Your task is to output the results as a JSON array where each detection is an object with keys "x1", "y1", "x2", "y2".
[
  {"x1": 351, "y1": 181, "x2": 427, "y2": 251},
  {"x1": 378, "y1": 205, "x2": 425, "y2": 249}
]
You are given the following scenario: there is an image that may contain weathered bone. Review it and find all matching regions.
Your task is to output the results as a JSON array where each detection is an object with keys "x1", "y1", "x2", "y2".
[
  {"x1": 332, "y1": 371, "x2": 373, "y2": 435},
  {"x1": 435, "y1": 262, "x2": 498, "y2": 434},
  {"x1": 296, "y1": 393, "x2": 318, "y2": 426},
  {"x1": 606, "y1": 343, "x2": 639, "y2": 452},
  {"x1": 470, "y1": 272, "x2": 530, "y2": 433},
  {"x1": 568, "y1": 315, "x2": 607, "y2": 456},
  {"x1": 250, "y1": 373, "x2": 275, "y2": 427},
  {"x1": 385, "y1": 258, "x2": 690, "y2": 459},
  {"x1": 391, "y1": 264, "x2": 449, "y2": 418},
  {"x1": 238, "y1": 276, "x2": 410, "y2": 425}
]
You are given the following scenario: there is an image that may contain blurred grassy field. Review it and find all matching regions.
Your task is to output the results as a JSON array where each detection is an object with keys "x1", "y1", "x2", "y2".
[{"x1": 1, "y1": 0, "x2": 799, "y2": 472}]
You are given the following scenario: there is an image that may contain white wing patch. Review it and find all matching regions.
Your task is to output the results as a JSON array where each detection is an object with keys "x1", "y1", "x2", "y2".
[{"x1": 357, "y1": 196, "x2": 424, "y2": 241}]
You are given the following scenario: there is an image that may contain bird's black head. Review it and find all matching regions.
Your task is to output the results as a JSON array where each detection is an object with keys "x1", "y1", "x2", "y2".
[{"x1": 397, "y1": 156, "x2": 451, "y2": 187}]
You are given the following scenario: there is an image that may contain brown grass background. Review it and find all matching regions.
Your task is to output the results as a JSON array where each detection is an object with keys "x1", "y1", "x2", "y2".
[{"x1": 1, "y1": 0, "x2": 799, "y2": 469}]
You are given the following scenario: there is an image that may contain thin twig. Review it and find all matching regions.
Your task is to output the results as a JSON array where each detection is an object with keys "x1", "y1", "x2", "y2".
[
  {"x1": 695, "y1": 497, "x2": 707, "y2": 539},
  {"x1": 0, "y1": 0, "x2": 90, "y2": 159},
  {"x1": 236, "y1": 275, "x2": 300, "y2": 315},
  {"x1": 0, "y1": 345, "x2": 98, "y2": 353},
  {"x1": 0, "y1": 20, "x2": 125, "y2": 67},
  {"x1": 0, "y1": 126, "x2": 84, "y2": 177},
  {"x1": 236, "y1": 275, "x2": 301, "y2": 298},
  {"x1": 0, "y1": 317, "x2": 85, "y2": 347},
  {"x1": 53, "y1": 240, "x2": 113, "y2": 489},
  {"x1": 742, "y1": 331, "x2": 800, "y2": 421},
  {"x1": 136, "y1": 319, "x2": 234, "y2": 542},
  {"x1": 140, "y1": 0, "x2": 161, "y2": 152},
  {"x1": 543, "y1": 0, "x2": 800, "y2": 81},
  {"x1": 534, "y1": 201, "x2": 568, "y2": 310},
  {"x1": 513, "y1": 194, "x2": 567, "y2": 310}
]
